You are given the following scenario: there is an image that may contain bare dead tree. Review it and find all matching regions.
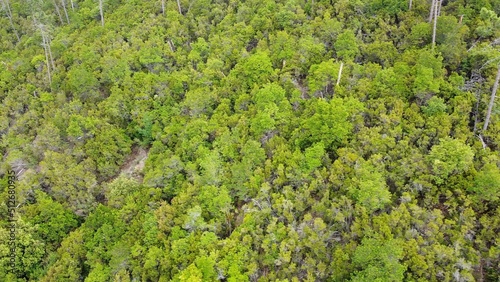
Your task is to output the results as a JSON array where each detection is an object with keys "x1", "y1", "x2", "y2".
[
  {"x1": 176, "y1": 0, "x2": 182, "y2": 14},
  {"x1": 98, "y1": 0, "x2": 104, "y2": 26},
  {"x1": 409, "y1": 0, "x2": 412, "y2": 10},
  {"x1": 37, "y1": 23, "x2": 52, "y2": 85},
  {"x1": 61, "y1": 0, "x2": 69, "y2": 23},
  {"x1": 70, "y1": 0, "x2": 74, "y2": 10},
  {"x1": 431, "y1": 0, "x2": 441, "y2": 49},
  {"x1": 167, "y1": 39, "x2": 176, "y2": 52},
  {"x1": 336, "y1": 61, "x2": 343, "y2": 86},
  {"x1": 161, "y1": 0, "x2": 165, "y2": 14},
  {"x1": 429, "y1": 0, "x2": 435, "y2": 22},
  {"x1": 0, "y1": 0, "x2": 20, "y2": 43},
  {"x1": 483, "y1": 65, "x2": 500, "y2": 132},
  {"x1": 52, "y1": 0, "x2": 63, "y2": 24}
]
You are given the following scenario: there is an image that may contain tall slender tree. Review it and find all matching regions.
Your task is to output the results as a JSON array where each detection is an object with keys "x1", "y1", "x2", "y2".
[
  {"x1": 483, "y1": 65, "x2": 500, "y2": 132},
  {"x1": 176, "y1": 0, "x2": 182, "y2": 14},
  {"x1": 35, "y1": 21, "x2": 53, "y2": 85},
  {"x1": 53, "y1": 0, "x2": 63, "y2": 24},
  {"x1": 98, "y1": 0, "x2": 104, "y2": 26},
  {"x1": 431, "y1": 0, "x2": 441, "y2": 49},
  {"x1": 428, "y1": 0, "x2": 435, "y2": 22},
  {"x1": 61, "y1": 0, "x2": 69, "y2": 24},
  {"x1": 0, "y1": 0, "x2": 20, "y2": 43}
]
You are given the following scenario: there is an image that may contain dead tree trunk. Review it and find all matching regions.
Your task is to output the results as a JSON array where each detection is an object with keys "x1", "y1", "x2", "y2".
[
  {"x1": 429, "y1": 0, "x2": 435, "y2": 22},
  {"x1": 47, "y1": 36, "x2": 55, "y2": 70},
  {"x1": 336, "y1": 62, "x2": 344, "y2": 86},
  {"x1": 1, "y1": 0, "x2": 20, "y2": 43},
  {"x1": 161, "y1": 0, "x2": 165, "y2": 14},
  {"x1": 70, "y1": 0, "x2": 74, "y2": 10},
  {"x1": 42, "y1": 36, "x2": 52, "y2": 85},
  {"x1": 431, "y1": 0, "x2": 440, "y2": 49},
  {"x1": 61, "y1": 0, "x2": 70, "y2": 23},
  {"x1": 176, "y1": 0, "x2": 182, "y2": 14},
  {"x1": 99, "y1": 0, "x2": 104, "y2": 26},
  {"x1": 36, "y1": 23, "x2": 52, "y2": 85},
  {"x1": 483, "y1": 65, "x2": 500, "y2": 132},
  {"x1": 53, "y1": 0, "x2": 63, "y2": 24},
  {"x1": 409, "y1": 0, "x2": 412, "y2": 10}
]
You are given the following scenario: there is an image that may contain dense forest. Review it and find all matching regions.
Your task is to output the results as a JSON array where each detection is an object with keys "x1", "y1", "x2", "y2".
[{"x1": 0, "y1": 0, "x2": 500, "y2": 281}]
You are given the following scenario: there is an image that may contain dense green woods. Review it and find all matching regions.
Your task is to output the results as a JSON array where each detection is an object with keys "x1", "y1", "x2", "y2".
[{"x1": 1, "y1": 0, "x2": 500, "y2": 281}]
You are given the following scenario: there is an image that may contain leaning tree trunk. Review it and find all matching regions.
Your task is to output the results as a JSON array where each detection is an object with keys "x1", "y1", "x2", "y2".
[
  {"x1": 61, "y1": 0, "x2": 69, "y2": 23},
  {"x1": 1, "y1": 0, "x2": 20, "y2": 43},
  {"x1": 53, "y1": 0, "x2": 63, "y2": 24},
  {"x1": 38, "y1": 26, "x2": 52, "y2": 85},
  {"x1": 176, "y1": 0, "x2": 182, "y2": 14},
  {"x1": 483, "y1": 65, "x2": 500, "y2": 132},
  {"x1": 336, "y1": 62, "x2": 344, "y2": 86}
]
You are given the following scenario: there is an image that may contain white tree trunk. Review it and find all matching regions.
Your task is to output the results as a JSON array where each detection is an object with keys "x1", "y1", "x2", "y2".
[
  {"x1": 99, "y1": 0, "x2": 104, "y2": 26},
  {"x1": 483, "y1": 65, "x2": 500, "y2": 132},
  {"x1": 47, "y1": 37, "x2": 55, "y2": 70},
  {"x1": 431, "y1": 0, "x2": 440, "y2": 49},
  {"x1": 429, "y1": 0, "x2": 435, "y2": 22},
  {"x1": 336, "y1": 62, "x2": 343, "y2": 86},
  {"x1": 161, "y1": 0, "x2": 165, "y2": 14},
  {"x1": 1, "y1": 0, "x2": 20, "y2": 42},
  {"x1": 53, "y1": 0, "x2": 63, "y2": 24},
  {"x1": 61, "y1": 0, "x2": 69, "y2": 23},
  {"x1": 40, "y1": 32, "x2": 52, "y2": 85},
  {"x1": 409, "y1": 0, "x2": 412, "y2": 10},
  {"x1": 176, "y1": 0, "x2": 182, "y2": 14},
  {"x1": 70, "y1": 0, "x2": 74, "y2": 10}
]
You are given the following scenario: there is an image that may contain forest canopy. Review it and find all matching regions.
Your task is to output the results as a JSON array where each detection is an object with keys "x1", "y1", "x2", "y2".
[{"x1": 1, "y1": 0, "x2": 500, "y2": 281}]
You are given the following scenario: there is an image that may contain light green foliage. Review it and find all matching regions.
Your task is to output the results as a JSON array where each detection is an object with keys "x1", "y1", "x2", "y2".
[
  {"x1": 428, "y1": 138, "x2": 474, "y2": 184},
  {"x1": 475, "y1": 8, "x2": 500, "y2": 38},
  {"x1": 348, "y1": 160, "x2": 392, "y2": 212},
  {"x1": 423, "y1": 96, "x2": 447, "y2": 116},
  {"x1": 308, "y1": 59, "x2": 340, "y2": 97},
  {"x1": 295, "y1": 97, "x2": 363, "y2": 150},
  {"x1": 228, "y1": 51, "x2": 275, "y2": 90},
  {"x1": 470, "y1": 163, "x2": 500, "y2": 202},
  {"x1": 351, "y1": 238, "x2": 406, "y2": 282},
  {"x1": 334, "y1": 30, "x2": 359, "y2": 61}
]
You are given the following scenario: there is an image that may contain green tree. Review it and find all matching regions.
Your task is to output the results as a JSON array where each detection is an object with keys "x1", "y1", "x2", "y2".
[
  {"x1": 427, "y1": 137, "x2": 474, "y2": 184},
  {"x1": 351, "y1": 238, "x2": 406, "y2": 282}
]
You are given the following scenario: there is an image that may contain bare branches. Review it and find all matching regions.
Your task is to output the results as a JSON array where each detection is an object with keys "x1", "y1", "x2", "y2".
[
  {"x1": 33, "y1": 18, "x2": 55, "y2": 86},
  {"x1": 0, "y1": 0, "x2": 20, "y2": 43},
  {"x1": 61, "y1": 0, "x2": 70, "y2": 24},
  {"x1": 483, "y1": 65, "x2": 500, "y2": 132}
]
